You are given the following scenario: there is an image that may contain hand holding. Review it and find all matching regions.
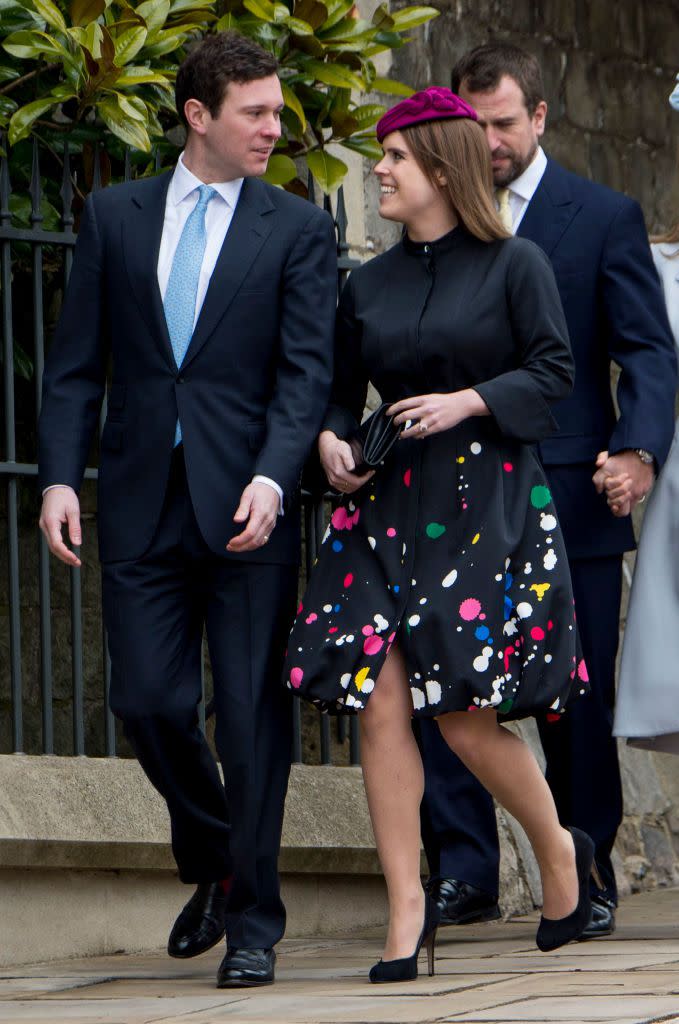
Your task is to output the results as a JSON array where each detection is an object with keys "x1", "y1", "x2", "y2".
[
  {"x1": 318, "y1": 429, "x2": 374, "y2": 495},
  {"x1": 593, "y1": 450, "x2": 653, "y2": 516},
  {"x1": 39, "y1": 486, "x2": 82, "y2": 566},
  {"x1": 227, "y1": 481, "x2": 279, "y2": 552},
  {"x1": 387, "y1": 389, "x2": 488, "y2": 439}
]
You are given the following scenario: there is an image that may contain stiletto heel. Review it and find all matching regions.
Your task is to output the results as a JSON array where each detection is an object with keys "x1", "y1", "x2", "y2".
[
  {"x1": 425, "y1": 929, "x2": 436, "y2": 977},
  {"x1": 536, "y1": 826, "x2": 597, "y2": 952},
  {"x1": 591, "y1": 861, "x2": 604, "y2": 891},
  {"x1": 369, "y1": 894, "x2": 440, "y2": 983}
]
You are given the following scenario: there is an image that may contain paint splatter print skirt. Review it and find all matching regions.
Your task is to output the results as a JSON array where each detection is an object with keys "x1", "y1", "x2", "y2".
[{"x1": 284, "y1": 420, "x2": 588, "y2": 720}]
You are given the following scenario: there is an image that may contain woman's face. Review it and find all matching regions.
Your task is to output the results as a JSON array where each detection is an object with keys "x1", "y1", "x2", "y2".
[{"x1": 374, "y1": 130, "x2": 441, "y2": 226}]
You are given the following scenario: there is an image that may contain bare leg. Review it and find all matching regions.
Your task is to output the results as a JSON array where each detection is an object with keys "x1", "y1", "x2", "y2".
[
  {"x1": 359, "y1": 646, "x2": 425, "y2": 960},
  {"x1": 437, "y1": 710, "x2": 577, "y2": 920}
]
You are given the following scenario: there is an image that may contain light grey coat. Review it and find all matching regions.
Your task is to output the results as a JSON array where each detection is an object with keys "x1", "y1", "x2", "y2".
[{"x1": 614, "y1": 242, "x2": 679, "y2": 752}]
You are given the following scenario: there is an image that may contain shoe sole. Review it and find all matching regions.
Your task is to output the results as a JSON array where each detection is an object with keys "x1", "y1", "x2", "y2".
[
  {"x1": 168, "y1": 929, "x2": 226, "y2": 959},
  {"x1": 439, "y1": 905, "x2": 502, "y2": 927},
  {"x1": 216, "y1": 978, "x2": 275, "y2": 988}
]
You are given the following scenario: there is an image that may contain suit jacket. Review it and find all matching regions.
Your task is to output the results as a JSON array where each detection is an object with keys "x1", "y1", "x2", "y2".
[
  {"x1": 38, "y1": 172, "x2": 337, "y2": 565},
  {"x1": 518, "y1": 158, "x2": 677, "y2": 558}
]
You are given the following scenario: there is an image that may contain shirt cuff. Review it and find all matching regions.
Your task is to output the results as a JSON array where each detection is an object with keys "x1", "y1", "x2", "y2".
[
  {"x1": 42, "y1": 484, "x2": 76, "y2": 496},
  {"x1": 252, "y1": 475, "x2": 284, "y2": 516}
]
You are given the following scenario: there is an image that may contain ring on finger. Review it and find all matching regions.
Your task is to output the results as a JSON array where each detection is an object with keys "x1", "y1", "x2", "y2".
[
  {"x1": 419, "y1": 421, "x2": 428, "y2": 433},
  {"x1": 263, "y1": 534, "x2": 270, "y2": 542}
]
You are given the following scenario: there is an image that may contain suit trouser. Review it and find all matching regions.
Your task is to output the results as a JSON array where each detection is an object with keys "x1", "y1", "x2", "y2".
[
  {"x1": 418, "y1": 555, "x2": 623, "y2": 903},
  {"x1": 102, "y1": 449, "x2": 297, "y2": 949}
]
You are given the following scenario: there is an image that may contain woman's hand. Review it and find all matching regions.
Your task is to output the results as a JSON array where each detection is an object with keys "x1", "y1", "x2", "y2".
[
  {"x1": 387, "y1": 389, "x2": 489, "y2": 439},
  {"x1": 318, "y1": 430, "x2": 375, "y2": 495}
]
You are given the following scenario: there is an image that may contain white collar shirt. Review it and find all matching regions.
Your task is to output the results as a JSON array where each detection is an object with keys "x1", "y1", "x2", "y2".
[{"x1": 505, "y1": 146, "x2": 548, "y2": 234}]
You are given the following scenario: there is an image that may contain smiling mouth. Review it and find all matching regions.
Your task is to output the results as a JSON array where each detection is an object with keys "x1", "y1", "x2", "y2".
[{"x1": 380, "y1": 186, "x2": 397, "y2": 194}]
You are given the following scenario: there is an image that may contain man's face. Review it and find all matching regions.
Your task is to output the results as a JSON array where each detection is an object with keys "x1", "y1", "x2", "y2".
[
  {"x1": 198, "y1": 74, "x2": 283, "y2": 179},
  {"x1": 458, "y1": 74, "x2": 547, "y2": 187}
]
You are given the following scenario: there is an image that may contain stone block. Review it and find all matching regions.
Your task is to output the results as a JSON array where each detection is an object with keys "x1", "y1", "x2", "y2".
[
  {"x1": 640, "y1": 823, "x2": 679, "y2": 887},
  {"x1": 643, "y1": 1, "x2": 679, "y2": 67},
  {"x1": 598, "y1": 61, "x2": 643, "y2": 140},
  {"x1": 619, "y1": 745, "x2": 670, "y2": 817},
  {"x1": 563, "y1": 52, "x2": 601, "y2": 133},
  {"x1": 617, "y1": 0, "x2": 645, "y2": 59},
  {"x1": 536, "y1": 0, "x2": 576, "y2": 43}
]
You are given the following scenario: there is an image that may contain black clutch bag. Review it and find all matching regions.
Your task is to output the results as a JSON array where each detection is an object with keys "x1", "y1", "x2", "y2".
[{"x1": 348, "y1": 402, "x2": 403, "y2": 475}]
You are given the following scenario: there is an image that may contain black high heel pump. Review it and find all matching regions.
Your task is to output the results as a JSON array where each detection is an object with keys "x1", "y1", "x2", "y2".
[
  {"x1": 536, "y1": 826, "x2": 603, "y2": 952},
  {"x1": 369, "y1": 893, "x2": 441, "y2": 983}
]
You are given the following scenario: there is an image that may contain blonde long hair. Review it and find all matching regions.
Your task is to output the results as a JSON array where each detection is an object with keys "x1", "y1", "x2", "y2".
[{"x1": 402, "y1": 117, "x2": 510, "y2": 243}]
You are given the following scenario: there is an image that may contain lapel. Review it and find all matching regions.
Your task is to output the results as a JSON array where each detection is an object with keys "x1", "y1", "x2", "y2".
[
  {"x1": 124, "y1": 170, "x2": 175, "y2": 368},
  {"x1": 517, "y1": 159, "x2": 581, "y2": 256},
  {"x1": 181, "y1": 176, "x2": 276, "y2": 370}
]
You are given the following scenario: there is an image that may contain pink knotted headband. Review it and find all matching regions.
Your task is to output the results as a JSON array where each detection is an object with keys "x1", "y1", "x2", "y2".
[{"x1": 376, "y1": 86, "x2": 478, "y2": 143}]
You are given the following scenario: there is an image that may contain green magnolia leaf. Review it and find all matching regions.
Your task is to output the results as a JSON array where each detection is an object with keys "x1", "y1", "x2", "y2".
[
  {"x1": 340, "y1": 134, "x2": 382, "y2": 159},
  {"x1": 3, "y1": 29, "x2": 54, "y2": 58},
  {"x1": 352, "y1": 103, "x2": 384, "y2": 128},
  {"x1": 116, "y1": 66, "x2": 173, "y2": 86},
  {"x1": 390, "y1": 5, "x2": 439, "y2": 30},
  {"x1": 306, "y1": 59, "x2": 364, "y2": 91},
  {"x1": 0, "y1": 66, "x2": 20, "y2": 83},
  {"x1": 71, "y1": 21, "x2": 104, "y2": 58},
  {"x1": 8, "y1": 96, "x2": 58, "y2": 145},
  {"x1": 372, "y1": 76, "x2": 414, "y2": 96},
  {"x1": 305, "y1": 147, "x2": 347, "y2": 193},
  {"x1": 243, "y1": 0, "x2": 276, "y2": 20},
  {"x1": 116, "y1": 94, "x2": 147, "y2": 122},
  {"x1": 262, "y1": 152, "x2": 297, "y2": 185},
  {"x1": 370, "y1": 3, "x2": 393, "y2": 29},
  {"x1": 281, "y1": 80, "x2": 306, "y2": 130},
  {"x1": 32, "y1": 0, "x2": 68, "y2": 34},
  {"x1": 141, "y1": 29, "x2": 189, "y2": 57},
  {"x1": 70, "y1": 0, "x2": 107, "y2": 26},
  {"x1": 0, "y1": 96, "x2": 18, "y2": 119},
  {"x1": 285, "y1": 15, "x2": 314, "y2": 35},
  {"x1": 216, "y1": 11, "x2": 239, "y2": 28},
  {"x1": 137, "y1": 0, "x2": 171, "y2": 35},
  {"x1": 322, "y1": 0, "x2": 353, "y2": 31},
  {"x1": 97, "y1": 95, "x2": 152, "y2": 150},
  {"x1": 292, "y1": 0, "x2": 327, "y2": 31},
  {"x1": 169, "y1": 0, "x2": 213, "y2": 11},
  {"x1": 114, "y1": 25, "x2": 148, "y2": 64}
]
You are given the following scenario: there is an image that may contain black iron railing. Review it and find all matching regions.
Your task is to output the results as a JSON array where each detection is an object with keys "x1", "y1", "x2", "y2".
[{"x1": 0, "y1": 136, "x2": 360, "y2": 766}]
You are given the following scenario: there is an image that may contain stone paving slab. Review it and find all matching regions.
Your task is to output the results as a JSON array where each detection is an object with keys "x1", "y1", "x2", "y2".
[{"x1": 1, "y1": 888, "x2": 679, "y2": 1024}]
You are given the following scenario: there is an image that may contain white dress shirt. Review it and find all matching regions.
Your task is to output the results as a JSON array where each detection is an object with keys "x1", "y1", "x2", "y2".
[
  {"x1": 158, "y1": 154, "x2": 284, "y2": 511},
  {"x1": 47, "y1": 154, "x2": 284, "y2": 511},
  {"x1": 503, "y1": 146, "x2": 548, "y2": 233}
]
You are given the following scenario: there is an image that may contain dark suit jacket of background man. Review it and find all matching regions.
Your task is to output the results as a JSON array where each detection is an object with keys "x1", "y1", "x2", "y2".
[{"x1": 419, "y1": 157, "x2": 677, "y2": 904}]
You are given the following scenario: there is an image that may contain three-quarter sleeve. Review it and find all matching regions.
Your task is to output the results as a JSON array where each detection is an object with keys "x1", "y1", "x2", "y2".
[
  {"x1": 322, "y1": 275, "x2": 370, "y2": 439},
  {"x1": 473, "y1": 240, "x2": 574, "y2": 442}
]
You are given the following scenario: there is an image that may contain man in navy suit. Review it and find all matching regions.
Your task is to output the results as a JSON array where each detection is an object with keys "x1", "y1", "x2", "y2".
[
  {"x1": 417, "y1": 42, "x2": 676, "y2": 938},
  {"x1": 38, "y1": 32, "x2": 336, "y2": 986}
]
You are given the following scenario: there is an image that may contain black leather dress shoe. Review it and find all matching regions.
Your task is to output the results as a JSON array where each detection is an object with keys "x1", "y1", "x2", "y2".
[
  {"x1": 217, "y1": 947, "x2": 276, "y2": 988},
  {"x1": 426, "y1": 878, "x2": 501, "y2": 926},
  {"x1": 579, "y1": 894, "x2": 616, "y2": 940},
  {"x1": 167, "y1": 882, "x2": 227, "y2": 959}
]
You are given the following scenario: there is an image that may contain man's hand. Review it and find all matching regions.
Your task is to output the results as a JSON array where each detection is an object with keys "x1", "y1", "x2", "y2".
[
  {"x1": 227, "y1": 481, "x2": 280, "y2": 553},
  {"x1": 318, "y1": 429, "x2": 374, "y2": 495},
  {"x1": 387, "y1": 389, "x2": 488, "y2": 439},
  {"x1": 39, "y1": 486, "x2": 82, "y2": 566},
  {"x1": 593, "y1": 450, "x2": 654, "y2": 517}
]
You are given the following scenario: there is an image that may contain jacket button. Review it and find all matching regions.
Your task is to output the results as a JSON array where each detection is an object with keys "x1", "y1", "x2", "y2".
[{"x1": 177, "y1": 376, "x2": 185, "y2": 384}]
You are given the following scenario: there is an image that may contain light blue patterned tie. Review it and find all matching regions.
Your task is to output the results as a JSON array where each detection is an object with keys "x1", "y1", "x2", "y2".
[{"x1": 164, "y1": 184, "x2": 217, "y2": 446}]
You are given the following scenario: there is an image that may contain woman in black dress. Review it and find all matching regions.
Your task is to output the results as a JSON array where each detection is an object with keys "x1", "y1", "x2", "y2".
[{"x1": 284, "y1": 88, "x2": 597, "y2": 981}]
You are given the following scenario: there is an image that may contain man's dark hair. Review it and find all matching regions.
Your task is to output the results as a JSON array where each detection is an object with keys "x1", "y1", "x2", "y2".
[
  {"x1": 451, "y1": 43, "x2": 545, "y2": 114},
  {"x1": 175, "y1": 31, "x2": 278, "y2": 128}
]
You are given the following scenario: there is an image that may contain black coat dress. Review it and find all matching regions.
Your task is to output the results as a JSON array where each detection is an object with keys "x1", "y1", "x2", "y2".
[{"x1": 285, "y1": 227, "x2": 587, "y2": 719}]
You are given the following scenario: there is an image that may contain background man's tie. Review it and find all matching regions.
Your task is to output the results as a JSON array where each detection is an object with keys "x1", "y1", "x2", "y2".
[
  {"x1": 163, "y1": 183, "x2": 217, "y2": 446},
  {"x1": 495, "y1": 187, "x2": 513, "y2": 232}
]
